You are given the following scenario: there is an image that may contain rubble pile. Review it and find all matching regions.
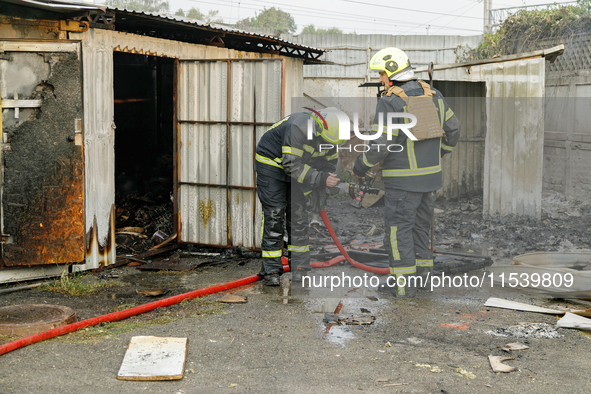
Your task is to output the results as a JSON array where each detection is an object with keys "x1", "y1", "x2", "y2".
[
  {"x1": 435, "y1": 193, "x2": 591, "y2": 257},
  {"x1": 323, "y1": 191, "x2": 591, "y2": 259},
  {"x1": 115, "y1": 196, "x2": 174, "y2": 255}
]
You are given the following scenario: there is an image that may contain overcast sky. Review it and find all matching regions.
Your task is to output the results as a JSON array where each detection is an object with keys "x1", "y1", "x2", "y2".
[{"x1": 166, "y1": 0, "x2": 577, "y2": 36}]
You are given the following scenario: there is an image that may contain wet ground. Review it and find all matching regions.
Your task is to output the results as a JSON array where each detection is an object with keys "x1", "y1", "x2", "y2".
[{"x1": 1, "y1": 193, "x2": 591, "y2": 393}]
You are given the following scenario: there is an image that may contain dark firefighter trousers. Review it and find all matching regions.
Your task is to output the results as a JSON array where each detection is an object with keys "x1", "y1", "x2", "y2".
[
  {"x1": 383, "y1": 188, "x2": 435, "y2": 294},
  {"x1": 256, "y1": 176, "x2": 311, "y2": 276}
]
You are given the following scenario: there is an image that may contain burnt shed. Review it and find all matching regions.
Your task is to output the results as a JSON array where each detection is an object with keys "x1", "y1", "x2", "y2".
[{"x1": 0, "y1": 0, "x2": 323, "y2": 282}]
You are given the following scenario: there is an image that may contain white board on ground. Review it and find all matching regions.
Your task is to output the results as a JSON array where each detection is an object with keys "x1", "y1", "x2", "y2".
[
  {"x1": 117, "y1": 336, "x2": 188, "y2": 381},
  {"x1": 556, "y1": 313, "x2": 591, "y2": 331},
  {"x1": 484, "y1": 298, "x2": 562, "y2": 314}
]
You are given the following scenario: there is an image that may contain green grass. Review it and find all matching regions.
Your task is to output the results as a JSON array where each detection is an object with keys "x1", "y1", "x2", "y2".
[
  {"x1": 53, "y1": 296, "x2": 227, "y2": 343},
  {"x1": 40, "y1": 270, "x2": 123, "y2": 296}
]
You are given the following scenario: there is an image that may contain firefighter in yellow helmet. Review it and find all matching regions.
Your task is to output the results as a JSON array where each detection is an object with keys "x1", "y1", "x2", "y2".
[
  {"x1": 255, "y1": 108, "x2": 347, "y2": 286},
  {"x1": 353, "y1": 47, "x2": 461, "y2": 297}
]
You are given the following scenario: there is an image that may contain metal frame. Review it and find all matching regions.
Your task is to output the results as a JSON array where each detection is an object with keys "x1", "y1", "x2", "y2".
[{"x1": 176, "y1": 58, "x2": 285, "y2": 248}]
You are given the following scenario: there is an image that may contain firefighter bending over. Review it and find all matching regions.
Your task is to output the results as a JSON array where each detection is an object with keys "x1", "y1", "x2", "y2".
[{"x1": 255, "y1": 108, "x2": 347, "y2": 286}]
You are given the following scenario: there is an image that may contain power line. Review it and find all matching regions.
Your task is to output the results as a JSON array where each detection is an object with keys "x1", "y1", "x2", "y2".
[
  {"x1": 339, "y1": 0, "x2": 484, "y2": 20},
  {"x1": 187, "y1": 0, "x2": 484, "y2": 32},
  {"x1": 433, "y1": 1, "x2": 482, "y2": 34},
  {"x1": 401, "y1": 1, "x2": 481, "y2": 34}
]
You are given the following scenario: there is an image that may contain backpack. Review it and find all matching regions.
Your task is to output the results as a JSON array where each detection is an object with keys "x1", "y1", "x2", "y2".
[{"x1": 383, "y1": 80, "x2": 445, "y2": 141}]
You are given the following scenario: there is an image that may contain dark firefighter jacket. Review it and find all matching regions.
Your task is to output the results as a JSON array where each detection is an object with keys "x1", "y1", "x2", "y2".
[
  {"x1": 255, "y1": 112, "x2": 338, "y2": 191},
  {"x1": 353, "y1": 80, "x2": 461, "y2": 192}
]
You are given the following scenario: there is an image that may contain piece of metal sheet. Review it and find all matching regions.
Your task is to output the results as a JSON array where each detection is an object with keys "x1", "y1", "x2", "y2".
[
  {"x1": 179, "y1": 59, "x2": 283, "y2": 248},
  {"x1": 415, "y1": 58, "x2": 546, "y2": 218},
  {"x1": 180, "y1": 185, "x2": 227, "y2": 245}
]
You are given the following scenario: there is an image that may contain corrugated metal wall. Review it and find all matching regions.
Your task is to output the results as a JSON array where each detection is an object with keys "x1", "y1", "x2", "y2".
[
  {"x1": 72, "y1": 29, "x2": 302, "y2": 269},
  {"x1": 178, "y1": 59, "x2": 283, "y2": 248},
  {"x1": 281, "y1": 34, "x2": 483, "y2": 78},
  {"x1": 416, "y1": 57, "x2": 546, "y2": 218},
  {"x1": 288, "y1": 33, "x2": 493, "y2": 202},
  {"x1": 432, "y1": 82, "x2": 486, "y2": 199}
]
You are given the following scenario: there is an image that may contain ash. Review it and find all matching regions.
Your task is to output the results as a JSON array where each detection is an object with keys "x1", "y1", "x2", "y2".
[{"x1": 485, "y1": 323, "x2": 564, "y2": 339}]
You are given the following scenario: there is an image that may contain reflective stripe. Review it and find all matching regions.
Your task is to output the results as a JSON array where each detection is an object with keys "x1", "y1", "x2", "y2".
[
  {"x1": 416, "y1": 259, "x2": 433, "y2": 267},
  {"x1": 312, "y1": 151, "x2": 327, "y2": 157},
  {"x1": 362, "y1": 153, "x2": 375, "y2": 167},
  {"x1": 297, "y1": 164, "x2": 311, "y2": 183},
  {"x1": 441, "y1": 142, "x2": 453, "y2": 152},
  {"x1": 268, "y1": 116, "x2": 290, "y2": 131},
  {"x1": 327, "y1": 152, "x2": 339, "y2": 160},
  {"x1": 304, "y1": 190, "x2": 312, "y2": 196},
  {"x1": 303, "y1": 144, "x2": 315, "y2": 154},
  {"x1": 282, "y1": 146, "x2": 303, "y2": 157},
  {"x1": 371, "y1": 123, "x2": 399, "y2": 136},
  {"x1": 445, "y1": 108, "x2": 454, "y2": 121},
  {"x1": 390, "y1": 227, "x2": 400, "y2": 260},
  {"x1": 438, "y1": 99, "x2": 445, "y2": 128},
  {"x1": 288, "y1": 245, "x2": 310, "y2": 253},
  {"x1": 256, "y1": 153, "x2": 283, "y2": 169},
  {"x1": 383, "y1": 165, "x2": 441, "y2": 177},
  {"x1": 406, "y1": 139, "x2": 417, "y2": 170},
  {"x1": 403, "y1": 106, "x2": 417, "y2": 170},
  {"x1": 261, "y1": 213, "x2": 265, "y2": 244},
  {"x1": 390, "y1": 266, "x2": 417, "y2": 275},
  {"x1": 262, "y1": 250, "x2": 282, "y2": 258}
]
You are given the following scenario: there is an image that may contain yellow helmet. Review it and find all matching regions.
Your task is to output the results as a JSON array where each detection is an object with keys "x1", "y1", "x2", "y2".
[
  {"x1": 369, "y1": 47, "x2": 411, "y2": 79},
  {"x1": 306, "y1": 107, "x2": 348, "y2": 145}
]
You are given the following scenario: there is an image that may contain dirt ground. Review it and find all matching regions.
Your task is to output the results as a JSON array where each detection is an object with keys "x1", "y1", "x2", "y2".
[{"x1": 1, "y1": 193, "x2": 590, "y2": 393}]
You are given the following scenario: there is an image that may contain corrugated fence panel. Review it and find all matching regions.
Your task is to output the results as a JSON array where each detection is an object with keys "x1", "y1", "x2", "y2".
[
  {"x1": 416, "y1": 57, "x2": 545, "y2": 217},
  {"x1": 179, "y1": 60, "x2": 228, "y2": 245},
  {"x1": 78, "y1": 30, "x2": 116, "y2": 270},
  {"x1": 253, "y1": 60, "x2": 283, "y2": 122},
  {"x1": 284, "y1": 34, "x2": 483, "y2": 78},
  {"x1": 180, "y1": 123, "x2": 226, "y2": 185},
  {"x1": 180, "y1": 185, "x2": 227, "y2": 246},
  {"x1": 179, "y1": 61, "x2": 227, "y2": 122},
  {"x1": 228, "y1": 60, "x2": 282, "y2": 247},
  {"x1": 482, "y1": 59, "x2": 545, "y2": 218},
  {"x1": 433, "y1": 82, "x2": 486, "y2": 200}
]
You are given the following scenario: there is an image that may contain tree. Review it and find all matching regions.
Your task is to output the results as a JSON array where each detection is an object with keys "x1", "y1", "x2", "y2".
[
  {"x1": 174, "y1": 7, "x2": 223, "y2": 23},
  {"x1": 106, "y1": 0, "x2": 170, "y2": 13},
  {"x1": 186, "y1": 7, "x2": 204, "y2": 20},
  {"x1": 301, "y1": 24, "x2": 343, "y2": 34},
  {"x1": 204, "y1": 10, "x2": 223, "y2": 24},
  {"x1": 236, "y1": 7, "x2": 296, "y2": 33}
]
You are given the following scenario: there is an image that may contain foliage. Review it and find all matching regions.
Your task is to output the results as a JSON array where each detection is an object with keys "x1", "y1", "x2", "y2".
[
  {"x1": 301, "y1": 24, "x2": 343, "y2": 34},
  {"x1": 236, "y1": 7, "x2": 297, "y2": 34},
  {"x1": 460, "y1": 0, "x2": 591, "y2": 62},
  {"x1": 106, "y1": 0, "x2": 170, "y2": 13},
  {"x1": 174, "y1": 7, "x2": 224, "y2": 23}
]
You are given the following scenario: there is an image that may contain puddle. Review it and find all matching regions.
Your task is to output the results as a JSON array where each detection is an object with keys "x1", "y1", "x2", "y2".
[{"x1": 324, "y1": 325, "x2": 355, "y2": 347}]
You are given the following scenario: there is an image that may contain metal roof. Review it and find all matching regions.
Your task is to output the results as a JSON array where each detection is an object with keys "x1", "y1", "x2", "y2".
[{"x1": 0, "y1": 0, "x2": 325, "y2": 61}]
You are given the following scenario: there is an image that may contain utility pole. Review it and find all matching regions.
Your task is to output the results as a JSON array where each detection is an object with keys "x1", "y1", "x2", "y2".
[{"x1": 484, "y1": 0, "x2": 492, "y2": 34}]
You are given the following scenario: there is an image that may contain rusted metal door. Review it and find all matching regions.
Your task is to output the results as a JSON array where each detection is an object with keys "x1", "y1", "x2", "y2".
[
  {"x1": 0, "y1": 41, "x2": 85, "y2": 267},
  {"x1": 177, "y1": 59, "x2": 284, "y2": 248}
]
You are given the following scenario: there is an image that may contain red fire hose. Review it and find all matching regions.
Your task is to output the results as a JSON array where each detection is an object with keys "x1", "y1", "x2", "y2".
[
  {"x1": 309, "y1": 209, "x2": 390, "y2": 274},
  {"x1": 0, "y1": 209, "x2": 375, "y2": 356},
  {"x1": 0, "y1": 265, "x2": 289, "y2": 357}
]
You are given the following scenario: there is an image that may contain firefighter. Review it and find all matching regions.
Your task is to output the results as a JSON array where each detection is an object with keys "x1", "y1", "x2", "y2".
[
  {"x1": 353, "y1": 47, "x2": 460, "y2": 297},
  {"x1": 255, "y1": 108, "x2": 346, "y2": 286}
]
